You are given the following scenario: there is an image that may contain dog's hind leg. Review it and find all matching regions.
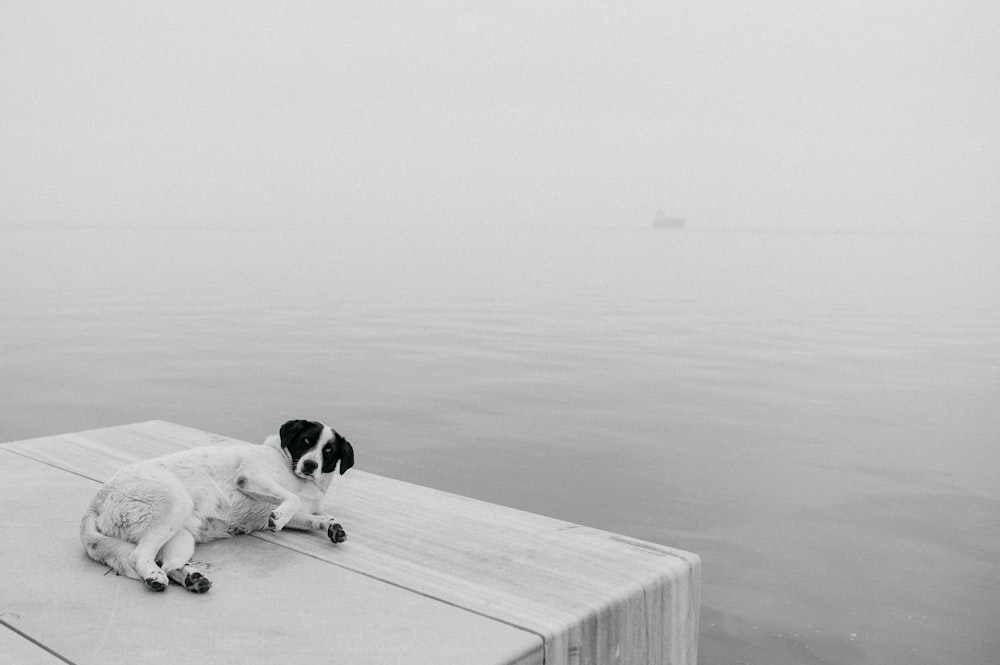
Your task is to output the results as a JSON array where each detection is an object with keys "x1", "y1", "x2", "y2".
[
  {"x1": 129, "y1": 525, "x2": 176, "y2": 592},
  {"x1": 160, "y1": 529, "x2": 212, "y2": 594},
  {"x1": 128, "y1": 486, "x2": 193, "y2": 592}
]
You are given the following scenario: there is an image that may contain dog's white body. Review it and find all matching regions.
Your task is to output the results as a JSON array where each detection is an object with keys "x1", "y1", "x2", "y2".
[{"x1": 80, "y1": 420, "x2": 353, "y2": 593}]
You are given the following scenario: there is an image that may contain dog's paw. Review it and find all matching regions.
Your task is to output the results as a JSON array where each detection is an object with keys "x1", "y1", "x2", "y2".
[
  {"x1": 143, "y1": 571, "x2": 168, "y2": 592},
  {"x1": 183, "y1": 571, "x2": 212, "y2": 594},
  {"x1": 327, "y1": 522, "x2": 347, "y2": 544},
  {"x1": 268, "y1": 508, "x2": 291, "y2": 532}
]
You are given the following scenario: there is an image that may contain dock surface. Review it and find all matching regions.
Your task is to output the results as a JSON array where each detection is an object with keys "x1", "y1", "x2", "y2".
[{"x1": 0, "y1": 421, "x2": 700, "y2": 665}]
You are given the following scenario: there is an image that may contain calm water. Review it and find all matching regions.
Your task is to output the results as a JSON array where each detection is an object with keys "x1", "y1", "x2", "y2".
[{"x1": 2, "y1": 225, "x2": 998, "y2": 664}]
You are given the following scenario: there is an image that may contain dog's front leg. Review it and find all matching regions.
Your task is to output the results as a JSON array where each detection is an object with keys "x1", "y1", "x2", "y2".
[
  {"x1": 283, "y1": 513, "x2": 348, "y2": 543},
  {"x1": 236, "y1": 475, "x2": 302, "y2": 532}
]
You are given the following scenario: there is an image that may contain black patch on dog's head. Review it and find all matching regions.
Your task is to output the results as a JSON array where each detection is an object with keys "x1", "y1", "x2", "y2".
[
  {"x1": 322, "y1": 431, "x2": 355, "y2": 475},
  {"x1": 279, "y1": 419, "x2": 326, "y2": 467}
]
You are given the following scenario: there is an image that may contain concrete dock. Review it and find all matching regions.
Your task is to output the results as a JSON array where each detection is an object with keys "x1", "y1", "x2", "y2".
[{"x1": 0, "y1": 421, "x2": 700, "y2": 665}]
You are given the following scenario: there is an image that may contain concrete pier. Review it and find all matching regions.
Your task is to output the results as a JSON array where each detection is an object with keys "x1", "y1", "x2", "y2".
[{"x1": 0, "y1": 421, "x2": 700, "y2": 665}]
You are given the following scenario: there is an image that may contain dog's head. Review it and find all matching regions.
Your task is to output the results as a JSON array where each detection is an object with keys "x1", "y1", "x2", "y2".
[{"x1": 278, "y1": 419, "x2": 355, "y2": 480}]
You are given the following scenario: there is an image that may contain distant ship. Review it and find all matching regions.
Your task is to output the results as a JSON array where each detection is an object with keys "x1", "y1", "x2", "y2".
[{"x1": 652, "y1": 210, "x2": 685, "y2": 228}]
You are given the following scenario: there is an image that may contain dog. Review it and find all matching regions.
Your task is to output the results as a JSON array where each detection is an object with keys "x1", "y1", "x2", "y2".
[{"x1": 80, "y1": 419, "x2": 354, "y2": 593}]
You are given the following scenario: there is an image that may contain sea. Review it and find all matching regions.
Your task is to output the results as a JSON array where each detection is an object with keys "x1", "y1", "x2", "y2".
[{"x1": 2, "y1": 223, "x2": 998, "y2": 665}]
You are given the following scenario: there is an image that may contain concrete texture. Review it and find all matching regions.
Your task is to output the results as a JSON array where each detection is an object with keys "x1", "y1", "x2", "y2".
[{"x1": 1, "y1": 421, "x2": 700, "y2": 665}]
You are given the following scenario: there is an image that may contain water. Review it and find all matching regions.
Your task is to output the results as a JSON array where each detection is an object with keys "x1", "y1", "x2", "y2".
[{"x1": 2, "y1": 224, "x2": 998, "y2": 664}]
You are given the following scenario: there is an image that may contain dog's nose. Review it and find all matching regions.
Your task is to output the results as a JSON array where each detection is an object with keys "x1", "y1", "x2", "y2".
[{"x1": 301, "y1": 459, "x2": 318, "y2": 475}]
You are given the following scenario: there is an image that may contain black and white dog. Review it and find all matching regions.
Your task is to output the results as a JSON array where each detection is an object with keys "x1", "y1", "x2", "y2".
[{"x1": 80, "y1": 420, "x2": 354, "y2": 593}]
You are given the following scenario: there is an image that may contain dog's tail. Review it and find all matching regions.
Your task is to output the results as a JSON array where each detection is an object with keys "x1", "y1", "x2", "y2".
[{"x1": 80, "y1": 503, "x2": 139, "y2": 579}]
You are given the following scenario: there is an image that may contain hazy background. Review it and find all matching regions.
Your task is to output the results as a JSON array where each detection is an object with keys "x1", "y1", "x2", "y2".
[
  {"x1": 2, "y1": 4, "x2": 999, "y2": 665},
  {"x1": 3, "y1": 1, "x2": 998, "y2": 234}
]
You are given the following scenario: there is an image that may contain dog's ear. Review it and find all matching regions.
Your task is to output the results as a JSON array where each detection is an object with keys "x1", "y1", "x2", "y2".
[
  {"x1": 336, "y1": 433, "x2": 354, "y2": 475},
  {"x1": 279, "y1": 420, "x2": 310, "y2": 449}
]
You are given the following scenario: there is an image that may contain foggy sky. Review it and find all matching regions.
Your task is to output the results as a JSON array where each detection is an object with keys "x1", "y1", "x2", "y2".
[{"x1": 2, "y1": 1, "x2": 998, "y2": 232}]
